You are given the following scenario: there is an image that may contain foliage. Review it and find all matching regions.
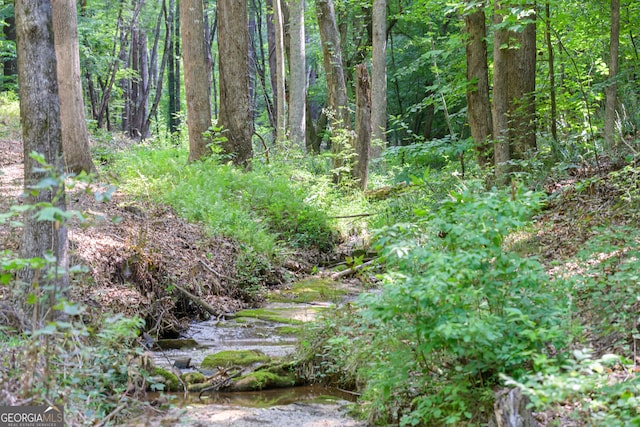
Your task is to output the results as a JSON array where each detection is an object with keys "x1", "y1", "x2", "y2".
[
  {"x1": 0, "y1": 162, "x2": 147, "y2": 425},
  {"x1": 504, "y1": 350, "x2": 640, "y2": 426},
  {"x1": 302, "y1": 183, "x2": 569, "y2": 425}
]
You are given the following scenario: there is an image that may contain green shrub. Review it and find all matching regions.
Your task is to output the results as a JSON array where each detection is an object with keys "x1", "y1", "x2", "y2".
[{"x1": 306, "y1": 183, "x2": 569, "y2": 425}]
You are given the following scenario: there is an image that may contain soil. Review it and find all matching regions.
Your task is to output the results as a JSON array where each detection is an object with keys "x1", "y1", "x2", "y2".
[{"x1": 0, "y1": 138, "x2": 272, "y2": 337}]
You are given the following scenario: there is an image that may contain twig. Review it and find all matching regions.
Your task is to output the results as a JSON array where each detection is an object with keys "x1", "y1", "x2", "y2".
[
  {"x1": 329, "y1": 213, "x2": 375, "y2": 219},
  {"x1": 337, "y1": 387, "x2": 362, "y2": 396},
  {"x1": 330, "y1": 258, "x2": 378, "y2": 280},
  {"x1": 96, "y1": 399, "x2": 129, "y2": 427},
  {"x1": 199, "y1": 259, "x2": 234, "y2": 282}
]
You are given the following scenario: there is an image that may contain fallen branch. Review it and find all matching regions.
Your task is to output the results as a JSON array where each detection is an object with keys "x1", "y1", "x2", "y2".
[
  {"x1": 172, "y1": 283, "x2": 221, "y2": 317},
  {"x1": 199, "y1": 259, "x2": 235, "y2": 282},
  {"x1": 330, "y1": 258, "x2": 378, "y2": 280},
  {"x1": 329, "y1": 213, "x2": 375, "y2": 219}
]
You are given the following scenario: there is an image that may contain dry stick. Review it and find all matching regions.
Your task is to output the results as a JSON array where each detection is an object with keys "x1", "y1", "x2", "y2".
[
  {"x1": 199, "y1": 258, "x2": 234, "y2": 282},
  {"x1": 330, "y1": 213, "x2": 374, "y2": 219},
  {"x1": 172, "y1": 283, "x2": 221, "y2": 317},
  {"x1": 330, "y1": 258, "x2": 378, "y2": 280}
]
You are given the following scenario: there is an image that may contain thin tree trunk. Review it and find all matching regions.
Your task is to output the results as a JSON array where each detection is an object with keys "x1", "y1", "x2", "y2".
[
  {"x1": 146, "y1": 0, "x2": 173, "y2": 137},
  {"x1": 316, "y1": 0, "x2": 351, "y2": 179},
  {"x1": 288, "y1": 0, "x2": 306, "y2": 149},
  {"x1": 371, "y1": 0, "x2": 387, "y2": 157},
  {"x1": 52, "y1": 0, "x2": 96, "y2": 174},
  {"x1": 266, "y1": 0, "x2": 278, "y2": 135},
  {"x1": 353, "y1": 64, "x2": 371, "y2": 190},
  {"x1": 464, "y1": 1, "x2": 492, "y2": 167},
  {"x1": 273, "y1": 0, "x2": 287, "y2": 143},
  {"x1": 545, "y1": 2, "x2": 557, "y2": 142},
  {"x1": 181, "y1": 0, "x2": 213, "y2": 161},
  {"x1": 2, "y1": 13, "x2": 17, "y2": 90},
  {"x1": 604, "y1": 0, "x2": 620, "y2": 149}
]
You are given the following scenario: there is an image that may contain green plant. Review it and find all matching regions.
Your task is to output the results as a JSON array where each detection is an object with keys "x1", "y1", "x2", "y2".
[
  {"x1": 306, "y1": 183, "x2": 569, "y2": 425},
  {"x1": 504, "y1": 350, "x2": 640, "y2": 426}
]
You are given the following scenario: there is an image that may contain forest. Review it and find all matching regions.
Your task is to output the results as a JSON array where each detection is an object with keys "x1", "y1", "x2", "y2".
[{"x1": 0, "y1": 0, "x2": 639, "y2": 425}]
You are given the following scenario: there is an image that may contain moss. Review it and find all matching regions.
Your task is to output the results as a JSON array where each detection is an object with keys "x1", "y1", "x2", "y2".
[
  {"x1": 181, "y1": 371, "x2": 206, "y2": 385},
  {"x1": 268, "y1": 278, "x2": 347, "y2": 303},
  {"x1": 201, "y1": 350, "x2": 271, "y2": 369},
  {"x1": 230, "y1": 370, "x2": 297, "y2": 391},
  {"x1": 155, "y1": 338, "x2": 199, "y2": 350},
  {"x1": 233, "y1": 307, "x2": 325, "y2": 324},
  {"x1": 152, "y1": 367, "x2": 180, "y2": 391},
  {"x1": 275, "y1": 325, "x2": 304, "y2": 336}
]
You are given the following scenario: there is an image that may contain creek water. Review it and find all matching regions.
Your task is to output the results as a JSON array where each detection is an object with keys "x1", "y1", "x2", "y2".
[{"x1": 142, "y1": 299, "x2": 365, "y2": 426}]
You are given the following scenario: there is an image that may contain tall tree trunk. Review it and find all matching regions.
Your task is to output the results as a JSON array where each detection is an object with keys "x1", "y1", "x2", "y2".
[
  {"x1": 316, "y1": 0, "x2": 351, "y2": 178},
  {"x1": 371, "y1": 0, "x2": 387, "y2": 156},
  {"x1": 492, "y1": 1, "x2": 537, "y2": 181},
  {"x1": 2, "y1": 12, "x2": 17, "y2": 90},
  {"x1": 266, "y1": 0, "x2": 278, "y2": 136},
  {"x1": 353, "y1": 63, "x2": 371, "y2": 190},
  {"x1": 288, "y1": 0, "x2": 306, "y2": 149},
  {"x1": 545, "y1": 2, "x2": 557, "y2": 142},
  {"x1": 168, "y1": 0, "x2": 181, "y2": 135},
  {"x1": 15, "y1": 0, "x2": 69, "y2": 316},
  {"x1": 181, "y1": 0, "x2": 213, "y2": 161},
  {"x1": 464, "y1": 1, "x2": 492, "y2": 167},
  {"x1": 273, "y1": 0, "x2": 287, "y2": 143},
  {"x1": 604, "y1": 0, "x2": 620, "y2": 149},
  {"x1": 218, "y1": 0, "x2": 254, "y2": 166},
  {"x1": 52, "y1": 0, "x2": 96, "y2": 174}
]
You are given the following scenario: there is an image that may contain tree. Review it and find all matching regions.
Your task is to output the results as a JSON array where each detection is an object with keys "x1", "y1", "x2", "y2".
[
  {"x1": 464, "y1": 0, "x2": 492, "y2": 167},
  {"x1": 2, "y1": 4, "x2": 17, "y2": 90},
  {"x1": 15, "y1": 0, "x2": 69, "y2": 310},
  {"x1": 492, "y1": 1, "x2": 537, "y2": 179},
  {"x1": 371, "y1": 0, "x2": 387, "y2": 155},
  {"x1": 168, "y1": 0, "x2": 181, "y2": 135},
  {"x1": 354, "y1": 63, "x2": 371, "y2": 189},
  {"x1": 288, "y1": 0, "x2": 306, "y2": 149},
  {"x1": 604, "y1": 0, "x2": 620, "y2": 149},
  {"x1": 273, "y1": 0, "x2": 287, "y2": 143},
  {"x1": 218, "y1": 0, "x2": 254, "y2": 166},
  {"x1": 316, "y1": 0, "x2": 350, "y2": 177},
  {"x1": 52, "y1": 0, "x2": 96, "y2": 174},
  {"x1": 181, "y1": 0, "x2": 213, "y2": 162}
]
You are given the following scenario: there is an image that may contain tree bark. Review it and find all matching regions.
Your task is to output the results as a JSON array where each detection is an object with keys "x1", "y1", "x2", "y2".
[
  {"x1": 492, "y1": 1, "x2": 537, "y2": 181},
  {"x1": 316, "y1": 0, "x2": 351, "y2": 179},
  {"x1": 273, "y1": 0, "x2": 287, "y2": 143},
  {"x1": 464, "y1": 1, "x2": 493, "y2": 167},
  {"x1": 288, "y1": 0, "x2": 306, "y2": 149},
  {"x1": 604, "y1": 0, "x2": 620, "y2": 149},
  {"x1": 168, "y1": 0, "x2": 181, "y2": 136},
  {"x1": 371, "y1": 0, "x2": 387, "y2": 157},
  {"x1": 545, "y1": 2, "x2": 557, "y2": 142},
  {"x1": 218, "y1": 0, "x2": 254, "y2": 167},
  {"x1": 181, "y1": 0, "x2": 213, "y2": 162},
  {"x1": 2, "y1": 12, "x2": 17, "y2": 90},
  {"x1": 15, "y1": 0, "x2": 69, "y2": 317},
  {"x1": 353, "y1": 64, "x2": 371, "y2": 190},
  {"x1": 52, "y1": 0, "x2": 96, "y2": 175}
]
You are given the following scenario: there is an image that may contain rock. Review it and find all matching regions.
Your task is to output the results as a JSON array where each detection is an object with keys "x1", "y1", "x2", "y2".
[
  {"x1": 150, "y1": 367, "x2": 182, "y2": 392},
  {"x1": 488, "y1": 388, "x2": 539, "y2": 427},
  {"x1": 174, "y1": 357, "x2": 192, "y2": 369},
  {"x1": 156, "y1": 338, "x2": 199, "y2": 350},
  {"x1": 182, "y1": 371, "x2": 206, "y2": 385},
  {"x1": 201, "y1": 350, "x2": 271, "y2": 369}
]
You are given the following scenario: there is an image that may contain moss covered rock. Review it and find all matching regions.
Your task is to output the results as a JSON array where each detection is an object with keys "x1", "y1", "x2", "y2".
[
  {"x1": 228, "y1": 370, "x2": 297, "y2": 391},
  {"x1": 201, "y1": 350, "x2": 271, "y2": 369},
  {"x1": 181, "y1": 371, "x2": 206, "y2": 385},
  {"x1": 151, "y1": 367, "x2": 181, "y2": 391}
]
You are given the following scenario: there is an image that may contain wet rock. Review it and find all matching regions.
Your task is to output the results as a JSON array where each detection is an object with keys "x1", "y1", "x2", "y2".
[
  {"x1": 173, "y1": 357, "x2": 192, "y2": 369},
  {"x1": 150, "y1": 367, "x2": 181, "y2": 392},
  {"x1": 201, "y1": 350, "x2": 271, "y2": 369},
  {"x1": 156, "y1": 338, "x2": 199, "y2": 350}
]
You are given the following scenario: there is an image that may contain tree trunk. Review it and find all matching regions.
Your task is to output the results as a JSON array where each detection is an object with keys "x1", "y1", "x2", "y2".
[
  {"x1": 464, "y1": 1, "x2": 492, "y2": 167},
  {"x1": 604, "y1": 0, "x2": 620, "y2": 149},
  {"x1": 492, "y1": 1, "x2": 537, "y2": 181},
  {"x1": 52, "y1": 0, "x2": 96, "y2": 174},
  {"x1": 273, "y1": 0, "x2": 287, "y2": 143},
  {"x1": 266, "y1": 0, "x2": 278, "y2": 135},
  {"x1": 545, "y1": 2, "x2": 557, "y2": 142},
  {"x1": 371, "y1": 0, "x2": 387, "y2": 157},
  {"x1": 15, "y1": 0, "x2": 69, "y2": 318},
  {"x1": 218, "y1": 0, "x2": 254, "y2": 167},
  {"x1": 181, "y1": 0, "x2": 213, "y2": 162},
  {"x1": 288, "y1": 0, "x2": 306, "y2": 149},
  {"x1": 316, "y1": 0, "x2": 351, "y2": 179},
  {"x1": 353, "y1": 64, "x2": 371, "y2": 190},
  {"x1": 2, "y1": 12, "x2": 17, "y2": 90},
  {"x1": 168, "y1": 0, "x2": 181, "y2": 136}
]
